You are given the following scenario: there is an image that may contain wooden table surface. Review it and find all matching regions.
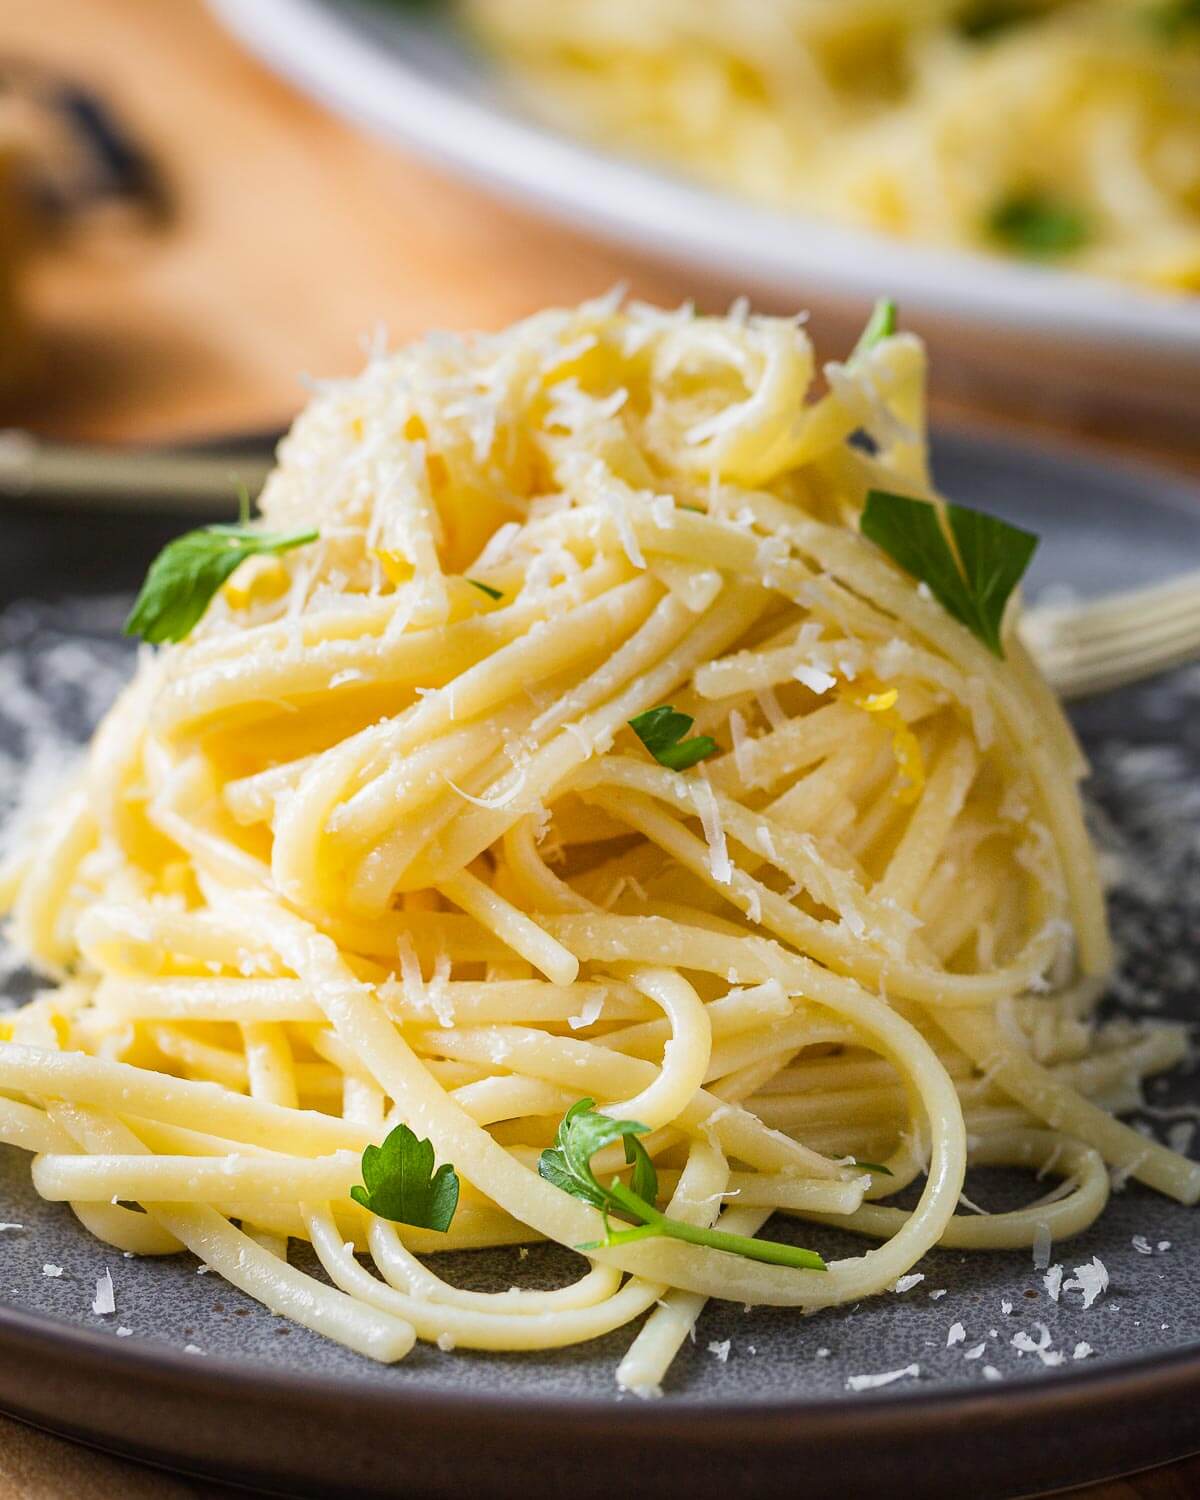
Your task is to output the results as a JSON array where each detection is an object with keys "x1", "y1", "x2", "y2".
[{"x1": 0, "y1": 2, "x2": 1195, "y2": 1497}]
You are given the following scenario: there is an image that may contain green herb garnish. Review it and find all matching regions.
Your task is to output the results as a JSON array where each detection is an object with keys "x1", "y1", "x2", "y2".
[
  {"x1": 124, "y1": 521, "x2": 318, "y2": 644},
  {"x1": 350, "y1": 1122, "x2": 460, "y2": 1231},
  {"x1": 539, "y1": 1099, "x2": 827, "y2": 1271},
  {"x1": 851, "y1": 1159, "x2": 895, "y2": 1177},
  {"x1": 861, "y1": 489, "x2": 1038, "y2": 658},
  {"x1": 987, "y1": 191, "x2": 1089, "y2": 258},
  {"x1": 538, "y1": 1098, "x2": 655, "y2": 1208},
  {"x1": 956, "y1": 1, "x2": 1041, "y2": 40},
  {"x1": 850, "y1": 297, "x2": 898, "y2": 361},
  {"x1": 1144, "y1": 0, "x2": 1200, "y2": 41},
  {"x1": 628, "y1": 706, "x2": 718, "y2": 771},
  {"x1": 466, "y1": 578, "x2": 503, "y2": 601}
]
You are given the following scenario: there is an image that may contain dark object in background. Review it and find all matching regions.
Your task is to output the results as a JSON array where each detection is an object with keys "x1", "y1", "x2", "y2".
[
  {"x1": 0, "y1": 60, "x2": 168, "y2": 403},
  {"x1": 0, "y1": 58, "x2": 168, "y2": 224}
]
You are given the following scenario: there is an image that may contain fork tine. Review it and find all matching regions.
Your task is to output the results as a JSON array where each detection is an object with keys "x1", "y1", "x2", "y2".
[
  {"x1": 1022, "y1": 566, "x2": 1200, "y2": 700},
  {"x1": 1040, "y1": 612, "x2": 1200, "y2": 669}
]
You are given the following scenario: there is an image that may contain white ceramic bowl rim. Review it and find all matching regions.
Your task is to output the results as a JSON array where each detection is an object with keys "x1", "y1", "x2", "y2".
[{"x1": 211, "y1": 0, "x2": 1200, "y2": 356}]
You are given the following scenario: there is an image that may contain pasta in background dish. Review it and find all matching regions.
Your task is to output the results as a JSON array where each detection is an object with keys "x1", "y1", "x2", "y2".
[
  {"x1": 461, "y1": 0, "x2": 1200, "y2": 292},
  {"x1": 0, "y1": 291, "x2": 1195, "y2": 1394}
]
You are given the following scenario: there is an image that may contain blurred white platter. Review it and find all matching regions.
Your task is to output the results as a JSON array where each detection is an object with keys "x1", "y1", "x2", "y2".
[{"x1": 211, "y1": 0, "x2": 1200, "y2": 440}]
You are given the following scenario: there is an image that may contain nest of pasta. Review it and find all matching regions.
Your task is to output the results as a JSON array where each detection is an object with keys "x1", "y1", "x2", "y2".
[{"x1": 1, "y1": 292, "x2": 1194, "y2": 1390}]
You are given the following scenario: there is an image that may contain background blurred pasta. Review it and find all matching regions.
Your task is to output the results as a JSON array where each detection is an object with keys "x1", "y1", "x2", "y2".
[{"x1": 464, "y1": 0, "x2": 1200, "y2": 290}]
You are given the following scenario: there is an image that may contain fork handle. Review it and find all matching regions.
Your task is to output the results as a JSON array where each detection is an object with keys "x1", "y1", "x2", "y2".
[{"x1": 0, "y1": 430, "x2": 273, "y2": 513}]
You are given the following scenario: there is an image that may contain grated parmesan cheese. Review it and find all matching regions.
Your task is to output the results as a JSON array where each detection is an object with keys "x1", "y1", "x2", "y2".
[
  {"x1": 567, "y1": 993, "x2": 605, "y2": 1031},
  {"x1": 891, "y1": 1273, "x2": 924, "y2": 1294},
  {"x1": 693, "y1": 770, "x2": 732, "y2": 885},
  {"x1": 445, "y1": 769, "x2": 527, "y2": 810},
  {"x1": 793, "y1": 664, "x2": 836, "y2": 696},
  {"x1": 846, "y1": 1363, "x2": 919, "y2": 1393},
  {"x1": 427, "y1": 951, "x2": 454, "y2": 1028},
  {"x1": 91, "y1": 1268, "x2": 115, "y2": 1316},
  {"x1": 729, "y1": 710, "x2": 753, "y2": 785},
  {"x1": 1063, "y1": 1257, "x2": 1109, "y2": 1309},
  {"x1": 1012, "y1": 1322, "x2": 1066, "y2": 1366}
]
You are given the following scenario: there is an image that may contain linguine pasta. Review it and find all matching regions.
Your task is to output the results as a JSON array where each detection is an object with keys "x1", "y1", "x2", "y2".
[{"x1": 0, "y1": 291, "x2": 1195, "y2": 1392}]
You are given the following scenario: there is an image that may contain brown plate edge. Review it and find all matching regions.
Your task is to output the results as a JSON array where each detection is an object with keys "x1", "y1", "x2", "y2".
[{"x1": 1, "y1": 1302, "x2": 1199, "y2": 1499}]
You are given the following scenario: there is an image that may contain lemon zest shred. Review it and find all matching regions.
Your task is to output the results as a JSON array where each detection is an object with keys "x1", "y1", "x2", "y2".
[
  {"x1": 224, "y1": 556, "x2": 289, "y2": 610},
  {"x1": 427, "y1": 452, "x2": 450, "y2": 490},
  {"x1": 372, "y1": 549, "x2": 414, "y2": 587},
  {"x1": 843, "y1": 681, "x2": 925, "y2": 805}
]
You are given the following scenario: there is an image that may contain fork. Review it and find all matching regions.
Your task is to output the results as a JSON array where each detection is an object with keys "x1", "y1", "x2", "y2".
[{"x1": 1021, "y1": 570, "x2": 1200, "y2": 699}]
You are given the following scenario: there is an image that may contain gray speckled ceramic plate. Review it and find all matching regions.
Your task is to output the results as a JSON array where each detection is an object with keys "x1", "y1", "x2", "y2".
[{"x1": 1, "y1": 430, "x2": 1199, "y2": 1498}]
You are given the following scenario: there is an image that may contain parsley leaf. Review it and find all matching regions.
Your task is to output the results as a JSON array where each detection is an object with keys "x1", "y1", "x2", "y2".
[
  {"x1": 850, "y1": 297, "x2": 898, "y2": 361},
  {"x1": 956, "y1": 1, "x2": 1041, "y2": 40},
  {"x1": 987, "y1": 191, "x2": 1089, "y2": 258},
  {"x1": 860, "y1": 489, "x2": 1038, "y2": 658},
  {"x1": 538, "y1": 1098, "x2": 653, "y2": 1209},
  {"x1": 466, "y1": 577, "x2": 503, "y2": 601},
  {"x1": 124, "y1": 522, "x2": 318, "y2": 644},
  {"x1": 628, "y1": 706, "x2": 718, "y2": 771},
  {"x1": 539, "y1": 1099, "x2": 827, "y2": 1272},
  {"x1": 850, "y1": 1159, "x2": 895, "y2": 1177},
  {"x1": 625, "y1": 1132, "x2": 659, "y2": 1204},
  {"x1": 1144, "y1": 0, "x2": 1200, "y2": 39},
  {"x1": 350, "y1": 1122, "x2": 460, "y2": 1231}
]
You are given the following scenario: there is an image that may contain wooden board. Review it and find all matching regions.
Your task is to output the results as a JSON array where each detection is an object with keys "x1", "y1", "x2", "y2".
[
  {"x1": 0, "y1": 0, "x2": 696, "y2": 446},
  {"x1": 0, "y1": 0, "x2": 1196, "y2": 475}
]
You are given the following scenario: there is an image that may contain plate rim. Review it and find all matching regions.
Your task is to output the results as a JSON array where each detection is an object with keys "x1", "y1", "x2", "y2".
[
  {"x1": 0, "y1": 1299, "x2": 1199, "y2": 1498},
  {"x1": 3, "y1": 1292, "x2": 1200, "y2": 1418},
  {"x1": 207, "y1": 0, "x2": 1200, "y2": 359}
]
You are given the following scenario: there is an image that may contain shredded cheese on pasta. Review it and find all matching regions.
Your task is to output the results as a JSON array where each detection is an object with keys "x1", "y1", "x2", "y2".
[{"x1": 0, "y1": 292, "x2": 1195, "y2": 1390}]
